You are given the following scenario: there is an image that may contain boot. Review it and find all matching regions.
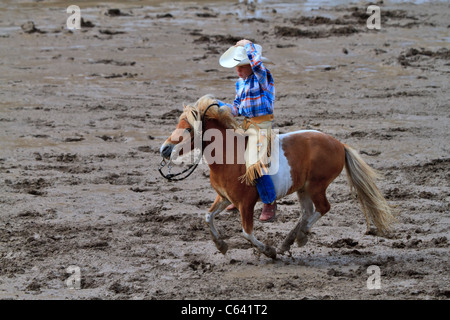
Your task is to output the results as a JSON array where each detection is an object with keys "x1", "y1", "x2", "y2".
[
  {"x1": 259, "y1": 201, "x2": 276, "y2": 222},
  {"x1": 226, "y1": 204, "x2": 236, "y2": 211}
]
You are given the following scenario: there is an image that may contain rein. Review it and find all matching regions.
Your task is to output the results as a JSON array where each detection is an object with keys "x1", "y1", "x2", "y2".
[{"x1": 158, "y1": 103, "x2": 219, "y2": 182}]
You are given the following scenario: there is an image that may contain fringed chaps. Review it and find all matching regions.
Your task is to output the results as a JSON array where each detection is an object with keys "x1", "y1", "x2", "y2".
[{"x1": 239, "y1": 114, "x2": 274, "y2": 186}]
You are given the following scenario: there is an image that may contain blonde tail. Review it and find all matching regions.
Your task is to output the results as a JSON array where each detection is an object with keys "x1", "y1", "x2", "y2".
[{"x1": 344, "y1": 145, "x2": 396, "y2": 235}]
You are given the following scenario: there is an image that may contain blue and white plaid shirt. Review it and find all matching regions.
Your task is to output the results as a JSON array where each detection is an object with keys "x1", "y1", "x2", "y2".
[{"x1": 218, "y1": 43, "x2": 275, "y2": 118}]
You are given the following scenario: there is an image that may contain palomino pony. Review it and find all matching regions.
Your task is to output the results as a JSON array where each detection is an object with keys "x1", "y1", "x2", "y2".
[{"x1": 160, "y1": 95, "x2": 395, "y2": 259}]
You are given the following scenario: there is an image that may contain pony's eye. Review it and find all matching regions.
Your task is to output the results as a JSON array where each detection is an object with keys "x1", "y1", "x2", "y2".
[{"x1": 185, "y1": 128, "x2": 192, "y2": 133}]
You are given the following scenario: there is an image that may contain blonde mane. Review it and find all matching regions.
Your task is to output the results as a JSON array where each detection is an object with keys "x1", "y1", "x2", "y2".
[{"x1": 181, "y1": 94, "x2": 239, "y2": 130}]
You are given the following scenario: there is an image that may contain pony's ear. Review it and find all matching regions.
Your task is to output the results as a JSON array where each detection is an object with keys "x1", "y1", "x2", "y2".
[{"x1": 190, "y1": 109, "x2": 199, "y2": 120}]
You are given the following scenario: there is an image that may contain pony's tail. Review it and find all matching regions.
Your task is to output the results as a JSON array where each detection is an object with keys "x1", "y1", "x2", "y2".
[{"x1": 344, "y1": 145, "x2": 396, "y2": 235}]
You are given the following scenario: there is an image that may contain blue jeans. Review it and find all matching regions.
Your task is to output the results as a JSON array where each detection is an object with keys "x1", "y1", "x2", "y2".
[{"x1": 255, "y1": 175, "x2": 276, "y2": 204}]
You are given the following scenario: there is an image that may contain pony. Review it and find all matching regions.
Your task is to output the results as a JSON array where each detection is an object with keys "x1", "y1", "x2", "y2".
[{"x1": 160, "y1": 95, "x2": 395, "y2": 259}]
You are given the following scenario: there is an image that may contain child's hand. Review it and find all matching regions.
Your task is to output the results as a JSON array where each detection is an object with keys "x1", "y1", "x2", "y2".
[
  {"x1": 219, "y1": 105, "x2": 231, "y2": 115},
  {"x1": 235, "y1": 39, "x2": 251, "y2": 47}
]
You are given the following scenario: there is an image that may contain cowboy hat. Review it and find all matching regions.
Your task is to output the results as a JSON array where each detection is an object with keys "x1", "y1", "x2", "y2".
[{"x1": 219, "y1": 44, "x2": 271, "y2": 68}]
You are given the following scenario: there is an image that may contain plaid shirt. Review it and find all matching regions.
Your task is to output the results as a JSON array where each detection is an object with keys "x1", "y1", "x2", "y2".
[{"x1": 218, "y1": 43, "x2": 275, "y2": 118}]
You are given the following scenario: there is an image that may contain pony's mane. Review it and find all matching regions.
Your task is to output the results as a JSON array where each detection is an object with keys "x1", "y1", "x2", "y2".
[{"x1": 180, "y1": 94, "x2": 239, "y2": 130}]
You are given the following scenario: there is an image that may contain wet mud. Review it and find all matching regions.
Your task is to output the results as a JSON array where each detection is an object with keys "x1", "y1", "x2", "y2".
[{"x1": 0, "y1": 0, "x2": 449, "y2": 300}]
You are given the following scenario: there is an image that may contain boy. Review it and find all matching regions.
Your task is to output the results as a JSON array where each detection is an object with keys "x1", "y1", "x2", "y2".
[{"x1": 216, "y1": 39, "x2": 277, "y2": 222}]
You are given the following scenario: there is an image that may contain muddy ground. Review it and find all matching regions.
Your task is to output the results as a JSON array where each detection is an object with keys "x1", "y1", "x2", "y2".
[{"x1": 0, "y1": 0, "x2": 449, "y2": 300}]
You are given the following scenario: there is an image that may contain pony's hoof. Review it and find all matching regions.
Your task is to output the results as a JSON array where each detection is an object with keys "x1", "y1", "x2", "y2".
[
  {"x1": 264, "y1": 246, "x2": 277, "y2": 260},
  {"x1": 277, "y1": 248, "x2": 293, "y2": 257},
  {"x1": 215, "y1": 240, "x2": 228, "y2": 255},
  {"x1": 296, "y1": 231, "x2": 308, "y2": 247},
  {"x1": 278, "y1": 243, "x2": 292, "y2": 255}
]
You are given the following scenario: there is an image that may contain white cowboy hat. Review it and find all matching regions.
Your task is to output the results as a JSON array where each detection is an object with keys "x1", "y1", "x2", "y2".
[{"x1": 219, "y1": 44, "x2": 271, "y2": 68}]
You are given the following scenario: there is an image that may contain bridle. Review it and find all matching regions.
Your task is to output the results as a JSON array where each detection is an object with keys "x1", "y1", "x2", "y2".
[{"x1": 158, "y1": 103, "x2": 219, "y2": 181}]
